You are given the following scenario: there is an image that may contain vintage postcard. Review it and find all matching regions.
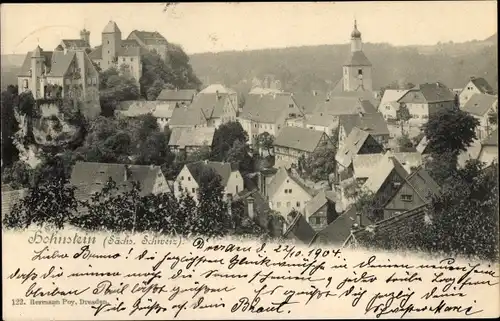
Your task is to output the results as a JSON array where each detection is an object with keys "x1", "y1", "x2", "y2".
[{"x1": 1, "y1": 2, "x2": 499, "y2": 320}]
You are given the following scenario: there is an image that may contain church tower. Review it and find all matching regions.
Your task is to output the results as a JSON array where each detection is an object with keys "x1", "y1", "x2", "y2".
[
  {"x1": 342, "y1": 20, "x2": 373, "y2": 92},
  {"x1": 80, "y1": 28, "x2": 90, "y2": 46},
  {"x1": 101, "y1": 20, "x2": 122, "y2": 70}
]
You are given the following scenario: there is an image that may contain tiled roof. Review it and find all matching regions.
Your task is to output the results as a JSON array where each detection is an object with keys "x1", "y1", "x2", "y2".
[
  {"x1": 88, "y1": 46, "x2": 102, "y2": 60},
  {"x1": 168, "y1": 127, "x2": 215, "y2": 148},
  {"x1": 483, "y1": 128, "x2": 498, "y2": 146},
  {"x1": 152, "y1": 103, "x2": 176, "y2": 118},
  {"x1": 462, "y1": 93, "x2": 497, "y2": 117},
  {"x1": 305, "y1": 112, "x2": 338, "y2": 128},
  {"x1": 129, "y1": 30, "x2": 169, "y2": 45},
  {"x1": 470, "y1": 77, "x2": 495, "y2": 94},
  {"x1": 185, "y1": 161, "x2": 234, "y2": 187},
  {"x1": 404, "y1": 166, "x2": 441, "y2": 200},
  {"x1": 121, "y1": 39, "x2": 141, "y2": 47},
  {"x1": 353, "y1": 152, "x2": 423, "y2": 179},
  {"x1": 344, "y1": 51, "x2": 372, "y2": 66},
  {"x1": 283, "y1": 212, "x2": 316, "y2": 245},
  {"x1": 315, "y1": 97, "x2": 377, "y2": 116},
  {"x1": 267, "y1": 167, "x2": 317, "y2": 200},
  {"x1": 351, "y1": 204, "x2": 430, "y2": 246},
  {"x1": 103, "y1": 21, "x2": 121, "y2": 34},
  {"x1": 335, "y1": 127, "x2": 371, "y2": 168},
  {"x1": 157, "y1": 89, "x2": 197, "y2": 101},
  {"x1": 117, "y1": 100, "x2": 155, "y2": 117},
  {"x1": 169, "y1": 105, "x2": 208, "y2": 127},
  {"x1": 191, "y1": 93, "x2": 234, "y2": 119},
  {"x1": 249, "y1": 87, "x2": 287, "y2": 95},
  {"x1": 61, "y1": 39, "x2": 90, "y2": 49},
  {"x1": 305, "y1": 189, "x2": 338, "y2": 218},
  {"x1": 404, "y1": 82, "x2": 455, "y2": 103},
  {"x1": 339, "y1": 113, "x2": 389, "y2": 137},
  {"x1": 362, "y1": 152, "x2": 409, "y2": 194},
  {"x1": 310, "y1": 206, "x2": 374, "y2": 245},
  {"x1": 379, "y1": 89, "x2": 409, "y2": 106},
  {"x1": 239, "y1": 94, "x2": 300, "y2": 123},
  {"x1": 274, "y1": 126, "x2": 327, "y2": 153},
  {"x1": 200, "y1": 84, "x2": 236, "y2": 94},
  {"x1": 18, "y1": 49, "x2": 76, "y2": 77},
  {"x1": 118, "y1": 46, "x2": 143, "y2": 57},
  {"x1": 70, "y1": 162, "x2": 162, "y2": 198},
  {"x1": 292, "y1": 92, "x2": 328, "y2": 114}
]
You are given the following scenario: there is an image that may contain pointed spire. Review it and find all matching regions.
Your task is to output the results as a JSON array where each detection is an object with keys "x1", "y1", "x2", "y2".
[
  {"x1": 33, "y1": 45, "x2": 43, "y2": 57},
  {"x1": 351, "y1": 19, "x2": 361, "y2": 38}
]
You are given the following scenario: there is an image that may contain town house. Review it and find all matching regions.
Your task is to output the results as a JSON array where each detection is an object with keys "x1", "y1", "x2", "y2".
[
  {"x1": 274, "y1": 126, "x2": 334, "y2": 169},
  {"x1": 396, "y1": 82, "x2": 456, "y2": 125},
  {"x1": 266, "y1": 167, "x2": 317, "y2": 218},
  {"x1": 461, "y1": 93, "x2": 498, "y2": 140},
  {"x1": 377, "y1": 89, "x2": 409, "y2": 120},
  {"x1": 238, "y1": 93, "x2": 304, "y2": 145},
  {"x1": 173, "y1": 161, "x2": 243, "y2": 202},
  {"x1": 168, "y1": 127, "x2": 215, "y2": 155},
  {"x1": 459, "y1": 76, "x2": 495, "y2": 108},
  {"x1": 304, "y1": 189, "x2": 339, "y2": 231},
  {"x1": 156, "y1": 88, "x2": 197, "y2": 105},
  {"x1": 478, "y1": 129, "x2": 498, "y2": 167},
  {"x1": 338, "y1": 112, "x2": 390, "y2": 149}
]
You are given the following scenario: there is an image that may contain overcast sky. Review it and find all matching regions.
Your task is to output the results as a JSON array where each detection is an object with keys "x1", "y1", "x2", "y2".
[{"x1": 1, "y1": 2, "x2": 497, "y2": 55}]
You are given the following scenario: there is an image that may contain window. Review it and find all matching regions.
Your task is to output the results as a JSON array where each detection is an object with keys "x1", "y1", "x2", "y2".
[
  {"x1": 187, "y1": 177, "x2": 191, "y2": 181},
  {"x1": 296, "y1": 201, "x2": 300, "y2": 207},
  {"x1": 277, "y1": 202, "x2": 281, "y2": 208},
  {"x1": 192, "y1": 188, "x2": 196, "y2": 193},
  {"x1": 87, "y1": 78, "x2": 92, "y2": 85},
  {"x1": 284, "y1": 189, "x2": 288, "y2": 194},
  {"x1": 289, "y1": 104, "x2": 294, "y2": 108},
  {"x1": 385, "y1": 105, "x2": 391, "y2": 110},
  {"x1": 23, "y1": 79, "x2": 28, "y2": 88},
  {"x1": 358, "y1": 69, "x2": 363, "y2": 75},
  {"x1": 178, "y1": 185, "x2": 182, "y2": 192},
  {"x1": 130, "y1": 57, "x2": 134, "y2": 62},
  {"x1": 289, "y1": 189, "x2": 292, "y2": 193},
  {"x1": 287, "y1": 202, "x2": 291, "y2": 207},
  {"x1": 315, "y1": 217, "x2": 321, "y2": 225},
  {"x1": 107, "y1": 41, "x2": 110, "y2": 44},
  {"x1": 401, "y1": 194, "x2": 413, "y2": 202},
  {"x1": 122, "y1": 58, "x2": 125, "y2": 62},
  {"x1": 181, "y1": 176, "x2": 184, "y2": 180}
]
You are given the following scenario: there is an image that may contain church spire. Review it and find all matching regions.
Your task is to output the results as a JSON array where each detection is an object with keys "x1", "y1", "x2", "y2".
[{"x1": 350, "y1": 19, "x2": 362, "y2": 52}]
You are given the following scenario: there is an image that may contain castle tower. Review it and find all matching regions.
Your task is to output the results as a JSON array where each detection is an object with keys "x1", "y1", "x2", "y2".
[
  {"x1": 80, "y1": 28, "x2": 90, "y2": 46},
  {"x1": 101, "y1": 20, "x2": 122, "y2": 70},
  {"x1": 31, "y1": 45, "x2": 44, "y2": 98},
  {"x1": 342, "y1": 20, "x2": 373, "y2": 92}
]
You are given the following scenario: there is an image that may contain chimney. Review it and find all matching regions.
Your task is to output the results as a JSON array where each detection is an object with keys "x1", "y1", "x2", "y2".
[
  {"x1": 470, "y1": 76, "x2": 476, "y2": 80},
  {"x1": 216, "y1": 90, "x2": 220, "y2": 100},
  {"x1": 247, "y1": 196, "x2": 255, "y2": 220}
]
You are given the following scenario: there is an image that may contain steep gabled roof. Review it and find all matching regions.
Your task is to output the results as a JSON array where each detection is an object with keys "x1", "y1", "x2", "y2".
[
  {"x1": 200, "y1": 84, "x2": 236, "y2": 94},
  {"x1": 362, "y1": 152, "x2": 409, "y2": 194},
  {"x1": 129, "y1": 30, "x2": 169, "y2": 45},
  {"x1": 305, "y1": 189, "x2": 338, "y2": 218},
  {"x1": 305, "y1": 112, "x2": 337, "y2": 128},
  {"x1": 353, "y1": 152, "x2": 424, "y2": 179},
  {"x1": 168, "y1": 127, "x2": 215, "y2": 148},
  {"x1": 157, "y1": 89, "x2": 197, "y2": 101},
  {"x1": 88, "y1": 46, "x2": 102, "y2": 60},
  {"x1": 267, "y1": 167, "x2": 317, "y2": 200},
  {"x1": 335, "y1": 127, "x2": 371, "y2": 168},
  {"x1": 283, "y1": 212, "x2": 316, "y2": 245},
  {"x1": 315, "y1": 97, "x2": 377, "y2": 116},
  {"x1": 70, "y1": 161, "x2": 162, "y2": 198},
  {"x1": 469, "y1": 77, "x2": 495, "y2": 94},
  {"x1": 404, "y1": 166, "x2": 441, "y2": 199},
  {"x1": 379, "y1": 89, "x2": 409, "y2": 106},
  {"x1": 462, "y1": 93, "x2": 497, "y2": 117},
  {"x1": 293, "y1": 92, "x2": 328, "y2": 114},
  {"x1": 190, "y1": 93, "x2": 234, "y2": 119},
  {"x1": 403, "y1": 82, "x2": 455, "y2": 103},
  {"x1": 61, "y1": 39, "x2": 90, "y2": 49},
  {"x1": 274, "y1": 126, "x2": 327, "y2": 153},
  {"x1": 169, "y1": 105, "x2": 208, "y2": 127},
  {"x1": 339, "y1": 112, "x2": 390, "y2": 137},
  {"x1": 239, "y1": 94, "x2": 300, "y2": 123},
  {"x1": 185, "y1": 161, "x2": 234, "y2": 187},
  {"x1": 310, "y1": 206, "x2": 374, "y2": 245}
]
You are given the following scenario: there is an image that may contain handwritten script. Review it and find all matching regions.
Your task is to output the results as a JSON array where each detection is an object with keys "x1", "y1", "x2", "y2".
[{"x1": 3, "y1": 229, "x2": 499, "y2": 319}]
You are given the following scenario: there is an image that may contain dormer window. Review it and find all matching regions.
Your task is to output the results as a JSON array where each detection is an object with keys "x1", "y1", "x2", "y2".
[{"x1": 358, "y1": 69, "x2": 363, "y2": 75}]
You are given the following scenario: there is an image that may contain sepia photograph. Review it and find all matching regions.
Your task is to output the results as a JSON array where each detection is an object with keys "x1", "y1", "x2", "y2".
[{"x1": 1, "y1": 2, "x2": 499, "y2": 320}]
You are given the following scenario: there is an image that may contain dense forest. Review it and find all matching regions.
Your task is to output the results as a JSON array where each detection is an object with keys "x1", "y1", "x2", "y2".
[{"x1": 188, "y1": 35, "x2": 498, "y2": 94}]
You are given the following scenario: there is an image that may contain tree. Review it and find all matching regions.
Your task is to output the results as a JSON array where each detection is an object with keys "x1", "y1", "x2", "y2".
[
  {"x1": 488, "y1": 104, "x2": 498, "y2": 126},
  {"x1": 135, "y1": 131, "x2": 174, "y2": 166},
  {"x1": 3, "y1": 176, "x2": 78, "y2": 230},
  {"x1": 146, "y1": 79, "x2": 166, "y2": 101},
  {"x1": 226, "y1": 140, "x2": 254, "y2": 174},
  {"x1": 211, "y1": 121, "x2": 248, "y2": 161},
  {"x1": 99, "y1": 71, "x2": 140, "y2": 117},
  {"x1": 192, "y1": 168, "x2": 230, "y2": 237},
  {"x1": 396, "y1": 133, "x2": 415, "y2": 152},
  {"x1": 255, "y1": 132, "x2": 274, "y2": 156},
  {"x1": 1, "y1": 161, "x2": 35, "y2": 189},
  {"x1": 396, "y1": 103, "x2": 411, "y2": 135},
  {"x1": 1, "y1": 86, "x2": 20, "y2": 166},
  {"x1": 423, "y1": 106, "x2": 479, "y2": 168},
  {"x1": 301, "y1": 145, "x2": 337, "y2": 182}
]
